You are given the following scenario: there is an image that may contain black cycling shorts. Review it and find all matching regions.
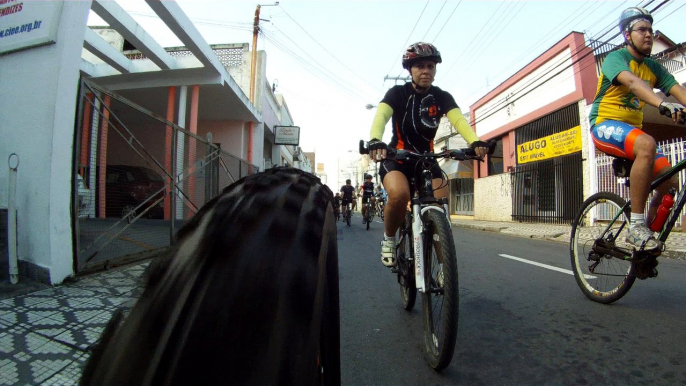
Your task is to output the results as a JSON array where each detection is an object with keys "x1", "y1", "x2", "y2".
[
  {"x1": 361, "y1": 195, "x2": 375, "y2": 204},
  {"x1": 379, "y1": 158, "x2": 442, "y2": 184},
  {"x1": 341, "y1": 198, "x2": 353, "y2": 207}
]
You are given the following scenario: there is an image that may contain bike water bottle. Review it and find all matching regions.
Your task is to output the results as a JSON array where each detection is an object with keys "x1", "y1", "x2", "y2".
[{"x1": 649, "y1": 188, "x2": 676, "y2": 232}]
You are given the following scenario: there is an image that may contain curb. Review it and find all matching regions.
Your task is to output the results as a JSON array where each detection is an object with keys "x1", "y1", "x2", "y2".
[{"x1": 451, "y1": 221, "x2": 686, "y2": 260}]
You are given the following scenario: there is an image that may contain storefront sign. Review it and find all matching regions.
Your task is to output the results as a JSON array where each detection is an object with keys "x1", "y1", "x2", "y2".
[
  {"x1": 0, "y1": 1, "x2": 62, "y2": 55},
  {"x1": 275, "y1": 125, "x2": 300, "y2": 145},
  {"x1": 517, "y1": 125, "x2": 581, "y2": 164}
]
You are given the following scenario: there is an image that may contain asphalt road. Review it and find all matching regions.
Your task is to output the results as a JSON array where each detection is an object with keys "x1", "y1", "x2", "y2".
[{"x1": 337, "y1": 213, "x2": 686, "y2": 385}]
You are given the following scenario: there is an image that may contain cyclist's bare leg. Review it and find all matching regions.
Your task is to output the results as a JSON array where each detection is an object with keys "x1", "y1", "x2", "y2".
[
  {"x1": 383, "y1": 171, "x2": 411, "y2": 238},
  {"x1": 648, "y1": 166, "x2": 678, "y2": 223},
  {"x1": 630, "y1": 134, "x2": 657, "y2": 215}
]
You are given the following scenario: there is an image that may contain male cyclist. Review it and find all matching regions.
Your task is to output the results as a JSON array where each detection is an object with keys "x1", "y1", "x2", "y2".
[
  {"x1": 360, "y1": 174, "x2": 375, "y2": 223},
  {"x1": 590, "y1": 7, "x2": 686, "y2": 251},
  {"x1": 368, "y1": 42, "x2": 488, "y2": 267},
  {"x1": 340, "y1": 179, "x2": 355, "y2": 222}
]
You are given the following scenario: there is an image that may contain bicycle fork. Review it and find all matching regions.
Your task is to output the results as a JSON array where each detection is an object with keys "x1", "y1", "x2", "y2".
[{"x1": 412, "y1": 201, "x2": 427, "y2": 293}]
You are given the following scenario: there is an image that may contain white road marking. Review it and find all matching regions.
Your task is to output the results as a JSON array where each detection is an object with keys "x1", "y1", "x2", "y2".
[{"x1": 498, "y1": 254, "x2": 596, "y2": 279}]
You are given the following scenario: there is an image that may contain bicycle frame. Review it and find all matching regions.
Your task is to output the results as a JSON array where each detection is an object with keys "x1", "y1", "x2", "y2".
[
  {"x1": 597, "y1": 156, "x2": 686, "y2": 257},
  {"x1": 409, "y1": 170, "x2": 451, "y2": 293}
]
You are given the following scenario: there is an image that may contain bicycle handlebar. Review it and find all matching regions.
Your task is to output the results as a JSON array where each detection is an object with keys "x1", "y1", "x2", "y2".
[
  {"x1": 658, "y1": 104, "x2": 686, "y2": 125},
  {"x1": 359, "y1": 139, "x2": 496, "y2": 162}
]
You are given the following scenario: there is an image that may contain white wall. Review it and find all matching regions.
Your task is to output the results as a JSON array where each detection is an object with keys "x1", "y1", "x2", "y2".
[
  {"x1": 0, "y1": 1, "x2": 92, "y2": 283},
  {"x1": 474, "y1": 173, "x2": 513, "y2": 221},
  {"x1": 475, "y1": 48, "x2": 577, "y2": 137}
]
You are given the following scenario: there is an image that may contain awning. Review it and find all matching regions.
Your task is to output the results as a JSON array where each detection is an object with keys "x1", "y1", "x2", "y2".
[{"x1": 441, "y1": 159, "x2": 474, "y2": 179}]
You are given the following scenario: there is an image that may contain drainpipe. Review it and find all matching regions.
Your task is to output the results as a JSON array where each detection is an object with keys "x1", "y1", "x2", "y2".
[{"x1": 8, "y1": 153, "x2": 19, "y2": 284}]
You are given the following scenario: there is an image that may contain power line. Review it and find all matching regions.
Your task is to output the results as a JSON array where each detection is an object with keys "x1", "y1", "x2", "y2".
[
  {"x1": 420, "y1": 0, "x2": 448, "y2": 42},
  {"x1": 473, "y1": 0, "x2": 669, "y2": 124},
  {"x1": 430, "y1": 0, "x2": 463, "y2": 43},
  {"x1": 467, "y1": 0, "x2": 675, "y2": 130},
  {"x1": 385, "y1": 0, "x2": 431, "y2": 80},
  {"x1": 276, "y1": 4, "x2": 380, "y2": 92}
]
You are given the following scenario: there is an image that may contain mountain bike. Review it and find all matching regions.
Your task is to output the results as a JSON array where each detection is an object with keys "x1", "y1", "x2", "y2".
[
  {"x1": 344, "y1": 202, "x2": 352, "y2": 226},
  {"x1": 570, "y1": 112, "x2": 686, "y2": 304},
  {"x1": 359, "y1": 139, "x2": 492, "y2": 371},
  {"x1": 81, "y1": 167, "x2": 340, "y2": 385},
  {"x1": 363, "y1": 198, "x2": 375, "y2": 230},
  {"x1": 377, "y1": 196, "x2": 386, "y2": 221}
]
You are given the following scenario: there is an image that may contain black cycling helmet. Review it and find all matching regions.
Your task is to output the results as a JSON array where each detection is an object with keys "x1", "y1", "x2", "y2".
[
  {"x1": 619, "y1": 7, "x2": 653, "y2": 33},
  {"x1": 402, "y1": 42, "x2": 442, "y2": 70}
]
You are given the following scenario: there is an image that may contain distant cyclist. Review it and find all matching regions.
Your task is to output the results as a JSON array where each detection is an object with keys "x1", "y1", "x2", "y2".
[
  {"x1": 333, "y1": 192, "x2": 342, "y2": 221},
  {"x1": 360, "y1": 174, "x2": 375, "y2": 223},
  {"x1": 590, "y1": 7, "x2": 686, "y2": 251},
  {"x1": 367, "y1": 42, "x2": 488, "y2": 267},
  {"x1": 340, "y1": 179, "x2": 355, "y2": 221}
]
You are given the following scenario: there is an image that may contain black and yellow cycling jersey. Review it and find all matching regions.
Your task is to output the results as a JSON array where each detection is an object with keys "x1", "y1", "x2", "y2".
[{"x1": 370, "y1": 82, "x2": 478, "y2": 153}]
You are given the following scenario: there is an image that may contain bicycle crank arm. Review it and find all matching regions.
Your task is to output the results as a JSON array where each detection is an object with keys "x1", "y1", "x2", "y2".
[{"x1": 593, "y1": 240, "x2": 632, "y2": 260}]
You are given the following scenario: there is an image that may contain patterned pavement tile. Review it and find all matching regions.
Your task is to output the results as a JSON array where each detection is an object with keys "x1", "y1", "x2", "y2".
[
  {"x1": 0, "y1": 328, "x2": 84, "y2": 386},
  {"x1": 0, "y1": 261, "x2": 149, "y2": 385}
]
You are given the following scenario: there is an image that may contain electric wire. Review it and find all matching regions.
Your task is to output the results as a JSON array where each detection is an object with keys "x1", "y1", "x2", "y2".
[
  {"x1": 463, "y1": 0, "x2": 675, "y2": 130},
  {"x1": 385, "y1": 0, "x2": 431, "y2": 80},
  {"x1": 429, "y1": 0, "x2": 463, "y2": 43},
  {"x1": 277, "y1": 4, "x2": 380, "y2": 92},
  {"x1": 461, "y1": 0, "x2": 665, "y2": 126},
  {"x1": 420, "y1": 0, "x2": 448, "y2": 42}
]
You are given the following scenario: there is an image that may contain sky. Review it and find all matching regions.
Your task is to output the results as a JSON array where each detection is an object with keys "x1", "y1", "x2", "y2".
[{"x1": 88, "y1": 0, "x2": 686, "y2": 189}]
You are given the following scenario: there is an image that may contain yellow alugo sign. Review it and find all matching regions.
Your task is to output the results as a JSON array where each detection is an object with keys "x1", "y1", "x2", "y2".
[{"x1": 517, "y1": 125, "x2": 582, "y2": 164}]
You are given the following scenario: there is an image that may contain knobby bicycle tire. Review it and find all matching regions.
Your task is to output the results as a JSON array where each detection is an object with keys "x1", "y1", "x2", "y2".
[
  {"x1": 80, "y1": 167, "x2": 341, "y2": 386},
  {"x1": 421, "y1": 210, "x2": 458, "y2": 371},
  {"x1": 397, "y1": 211, "x2": 416, "y2": 311},
  {"x1": 570, "y1": 191, "x2": 636, "y2": 304}
]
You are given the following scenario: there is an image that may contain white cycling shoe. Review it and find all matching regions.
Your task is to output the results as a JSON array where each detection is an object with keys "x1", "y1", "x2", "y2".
[{"x1": 381, "y1": 235, "x2": 396, "y2": 267}]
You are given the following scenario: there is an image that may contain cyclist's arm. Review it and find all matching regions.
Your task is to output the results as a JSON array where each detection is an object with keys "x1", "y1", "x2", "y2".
[
  {"x1": 616, "y1": 71, "x2": 664, "y2": 108},
  {"x1": 370, "y1": 103, "x2": 393, "y2": 141},
  {"x1": 667, "y1": 83, "x2": 686, "y2": 107},
  {"x1": 446, "y1": 108, "x2": 479, "y2": 144}
]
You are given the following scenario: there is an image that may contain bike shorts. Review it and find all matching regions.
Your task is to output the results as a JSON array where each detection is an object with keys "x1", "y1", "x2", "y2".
[
  {"x1": 591, "y1": 120, "x2": 670, "y2": 176},
  {"x1": 361, "y1": 195, "x2": 375, "y2": 204},
  {"x1": 341, "y1": 198, "x2": 353, "y2": 207},
  {"x1": 379, "y1": 158, "x2": 442, "y2": 185}
]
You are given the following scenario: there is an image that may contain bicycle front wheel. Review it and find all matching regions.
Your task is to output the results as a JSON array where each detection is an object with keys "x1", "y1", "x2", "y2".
[
  {"x1": 570, "y1": 192, "x2": 636, "y2": 304},
  {"x1": 397, "y1": 211, "x2": 416, "y2": 311},
  {"x1": 421, "y1": 210, "x2": 458, "y2": 371}
]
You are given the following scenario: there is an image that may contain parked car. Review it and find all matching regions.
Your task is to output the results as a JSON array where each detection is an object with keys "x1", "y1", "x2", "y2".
[{"x1": 103, "y1": 165, "x2": 166, "y2": 222}]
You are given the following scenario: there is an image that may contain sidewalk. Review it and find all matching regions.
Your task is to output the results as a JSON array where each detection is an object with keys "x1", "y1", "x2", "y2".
[
  {"x1": 450, "y1": 217, "x2": 686, "y2": 260},
  {"x1": 0, "y1": 262, "x2": 147, "y2": 386},
  {"x1": 2, "y1": 218, "x2": 686, "y2": 385}
]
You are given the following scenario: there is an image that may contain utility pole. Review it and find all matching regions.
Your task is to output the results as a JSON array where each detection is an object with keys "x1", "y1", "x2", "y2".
[
  {"x1": 248, "y1": 2, "x2": 278, "y2": 164},
  {"x1": 384, "y1": 75, "x2": 411, "y2": 85}
]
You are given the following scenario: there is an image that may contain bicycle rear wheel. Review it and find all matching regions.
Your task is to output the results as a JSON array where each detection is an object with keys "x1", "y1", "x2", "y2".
[
  {"x1": 81, "y1": 167, "x2": 340, "y2": 386},
  {"x1": 397, "y1": 212, "x2": 416, "y2": 311},
  {"x1": 570, "y1": 192, "x2": 636, "y2": 304},
  {"x1": 421, "y1": 210, "x2": 458, "y2": 371}
]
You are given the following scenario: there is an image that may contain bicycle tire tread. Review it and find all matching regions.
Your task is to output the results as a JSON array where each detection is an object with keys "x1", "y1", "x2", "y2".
[
  {"x1": 422, "y1": 210, "x2": 458, "y2": 371},
  {"x1": 81, "y1": 167, "x2": 339, "y2": 386}
]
